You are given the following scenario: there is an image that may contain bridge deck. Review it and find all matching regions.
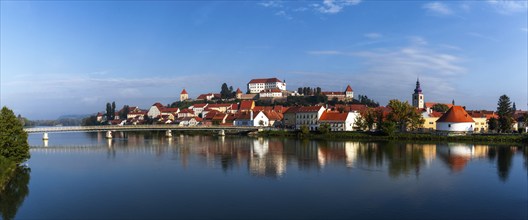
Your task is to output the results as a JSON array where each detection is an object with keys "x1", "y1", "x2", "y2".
[{"x1": 25, "y1": 125, "x2": 259, "y2": 133}]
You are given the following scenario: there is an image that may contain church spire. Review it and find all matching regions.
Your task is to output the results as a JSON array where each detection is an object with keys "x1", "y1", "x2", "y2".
[{"x1": 414, "y1": 78, "x2": 422, "y2": 94}]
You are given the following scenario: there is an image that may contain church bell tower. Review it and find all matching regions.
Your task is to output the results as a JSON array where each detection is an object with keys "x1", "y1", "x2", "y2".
[{"x1": 412, "y1": 78, "x2": 424, "y2": 109}]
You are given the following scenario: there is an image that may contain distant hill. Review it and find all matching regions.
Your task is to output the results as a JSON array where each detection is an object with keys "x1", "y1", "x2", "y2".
[{"x1": 57, "y1": 114, "x2": 91, "y2": 120}]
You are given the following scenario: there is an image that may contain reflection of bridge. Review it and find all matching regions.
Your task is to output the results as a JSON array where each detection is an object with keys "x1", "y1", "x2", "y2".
[{"x1": 25, "y1": 125, "x2": 259, "y2": 139}]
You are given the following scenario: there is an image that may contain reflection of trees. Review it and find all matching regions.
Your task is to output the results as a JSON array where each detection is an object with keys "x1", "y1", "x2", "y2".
[
  {"x1": 383, "y1": 143, "x2": 425, "y2": 178},
  {"x1": 0, "y1": 166, "x2": 31, "y2": 220},
  {"x1": 496, "y1": 147, "x2": 513, "y2": 182}
]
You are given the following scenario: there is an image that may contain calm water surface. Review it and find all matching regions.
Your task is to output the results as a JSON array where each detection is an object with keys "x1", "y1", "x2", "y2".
[{"x1": 2, "y1": 132, "x2": 527, "y2": 219}]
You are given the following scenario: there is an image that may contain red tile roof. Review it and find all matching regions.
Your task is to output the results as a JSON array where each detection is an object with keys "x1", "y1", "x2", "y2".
[
  {"x1": 345, "y1": 85, "x2": 353, "y2": 92},
  {"x1": 236, "y1": 88, "x2": 242, "y2": 93},
  {"x1": 239, "y1": 100, "x2": 255, "y2": 110},
  {"x1": 320, "y1": 112, "x2": 349, "y2": 121},
  {"x1": 161, "y1": 108, "x2": 179, "y2": 113},
  {"x1": 204, "y1": 110, "x2": 220, "y2": 120},
  {"x1": 263, "y1": 111, "x2": 283, "y2": 121},
  {"x1": 192, "y1": 103, "x2": 208, "y2": 108},
  {"x1": 429, "y1": 112, "x2": 443, "y2": 118},
  {"x1": 212, "y1": 113, "x2": 227, "y2": 121},
  {"x1": 179, "y1": 108, "x2": 194, "y2": 114},
  {"x1": 153, "y1": 102, "x2": 164, "y2": 108},
  {"x1": 248, "y1": 78, "x2": 282, "y2": 84},
  {"x1": 298, "y1": 106, "x2": 324, "y2": 113},
  {"x1": 284, "y1": 106, "x2": 302, "y2": 114},
  {"x1": 437, "y1": 106, "x2": 475, "y2": 123}
]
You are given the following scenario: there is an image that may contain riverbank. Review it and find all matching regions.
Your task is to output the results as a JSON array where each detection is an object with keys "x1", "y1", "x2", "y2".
[{"x1": 257, "y1": 130, "x2": 528, "y2": 145}]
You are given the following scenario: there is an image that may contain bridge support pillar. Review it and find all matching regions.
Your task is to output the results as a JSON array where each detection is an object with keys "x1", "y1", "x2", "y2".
[
  {"x1": 42, "y1": 132, "x2": 49, "y2": 140},
  {"x1": 165, "y1": 130, "x2": 172, "y2": 137},
  {"x1": 218, "y1": 130, "x2": 225, "y2": 136},
  {"x1": 105, "y1": 131, "x2": 113, "y2": 139}
]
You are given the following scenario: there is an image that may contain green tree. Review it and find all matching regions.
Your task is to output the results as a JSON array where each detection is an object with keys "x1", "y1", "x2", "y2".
[
  {"x1": 354, "y1": 115, "x2": 367, "y2": 131},
  {"x1": 220, "y1": 83, "x2": 231, "y2": 99},
  {"x1": 0, "y1": 107, "x2": 30, "y2": 164},
  {"x1": 111, "y1": 102, "x2": 116, "y2": 120},
  {"x1": 300, "y1": 125, "x2": 310, "y2": 136},
  {"x1": 488, "y1": 117, "x2": 498, "y2": 132},
  {"x1": 319, "y1": 123, "x2": 330, "y2": 134},
  {"x1": 381, "y1": 121, "x2": 397, "y2": 136},
  {"x1": 432, "y1": 103, "x2": 449, "y2": 113},
  {"x1": 387, "y1": 99, "x2": 423, "y2": 132},
  {"x1": 120, "y1": 105, "x2": 130, "y2": 119},
  {"x1": 497, "y1": 95, "x2": 513, "y2": 133},
  {"x1": 105, "y1": 102, "x2": 112, "y2": 121}
]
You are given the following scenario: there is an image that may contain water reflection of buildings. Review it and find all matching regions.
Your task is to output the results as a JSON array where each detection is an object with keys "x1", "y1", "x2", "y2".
[
  {"x1": 249, "y1": 138, "x2": 286, "y2": 178},
  {"x1": 436, "y1": 144, "x2": 489, "y2": 172},
  {"x1": 33, "y1": 132, "x2": 524, "y2": 181}
]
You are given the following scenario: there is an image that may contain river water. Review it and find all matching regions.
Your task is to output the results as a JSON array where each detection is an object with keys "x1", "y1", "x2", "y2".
[{"x1": 2, "y1": 132, "x2": 527, "y2": 219}]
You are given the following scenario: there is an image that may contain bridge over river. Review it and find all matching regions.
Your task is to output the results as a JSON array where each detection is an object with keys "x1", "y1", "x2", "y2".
[{"x1": 25, "y1": 125, "x2": 260, "y2": 140}]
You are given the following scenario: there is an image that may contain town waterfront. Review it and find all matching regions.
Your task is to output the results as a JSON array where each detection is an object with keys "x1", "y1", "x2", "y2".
[{"x1": 3, "y1": 132, "x2": 527, "y2": 219}]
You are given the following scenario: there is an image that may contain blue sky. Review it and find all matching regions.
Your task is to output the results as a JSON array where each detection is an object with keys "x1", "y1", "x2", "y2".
[{"x1": 1, "y1": 0, "x2": 527, "y2": 119}]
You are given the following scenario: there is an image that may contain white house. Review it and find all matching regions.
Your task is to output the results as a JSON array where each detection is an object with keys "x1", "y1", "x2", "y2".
[
  {"x1": 147, "y1": 103, "x2": 165, "y2": 118},
  {"x1": 319, "y1": 111, "x2": 359, "y2": 131},
  {"x1": 247, "y1": 78, "x2": 286, "y2": 94},
  {"x1": 259, "y1": 88, "x2": 283, "y2": 98},
  {"x1": 189, "y1": 103, "x2": 208, "y2": 117},
  {"x1": 436, "y1": 106, "x2": 475, "y2": 133},
  {"x1": 295, "y1": 106, "x2": 326, "y2": 131},
  {"x1": 178, "y1": 117, "x2": 202, "y2": 126},
  {"x1": 234, "y1": 111, "x2": 269, "y2": 127}
]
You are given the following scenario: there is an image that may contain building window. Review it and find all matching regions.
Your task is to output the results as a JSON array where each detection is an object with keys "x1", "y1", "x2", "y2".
[{"x1": 448, "y1": 124, "x2": 451, "y2": 127}]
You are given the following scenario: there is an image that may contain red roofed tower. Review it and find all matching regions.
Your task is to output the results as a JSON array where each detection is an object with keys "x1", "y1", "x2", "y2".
[
  {"x1": 345, "y1": 85, "x2": 354, "y2": 100},
  {"x1": 180, "y1": 89, "x2": 189, "y2": 102},
  {"x1": 235, "y1": 88, "x2": 242, "y2": 99}
]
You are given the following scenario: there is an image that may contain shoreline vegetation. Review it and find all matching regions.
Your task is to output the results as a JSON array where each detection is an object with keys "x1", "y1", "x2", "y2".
[{"x1": 256, "y1": 130, "x2": 528, "y2": 145}]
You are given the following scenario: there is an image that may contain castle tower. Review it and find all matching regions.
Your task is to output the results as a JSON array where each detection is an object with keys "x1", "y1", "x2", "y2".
[
  {"x1": 345, "y1": 85, "x2": 354, "y2": 100},
  {"x1": 235, "y1": 88, "x2": 243, "y2": 99},
  {"x1": 180, "y1": 89, "x2": 189, "y2": 102},
  {"x1": 412, "y1": 78, "x2": 424, "y2": 109}
]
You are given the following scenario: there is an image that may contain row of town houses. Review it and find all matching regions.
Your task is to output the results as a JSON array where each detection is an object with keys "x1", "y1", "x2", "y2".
[
  {"x1": 95, "y1": 77, "x2": 526, "y2": 133},
  {"x1": 97, "y1": 100, "x2": 361, "y2": 131}
]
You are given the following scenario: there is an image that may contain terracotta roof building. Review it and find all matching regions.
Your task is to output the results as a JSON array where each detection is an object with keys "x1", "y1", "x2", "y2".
[
  {"x1": 247, "y1": 77, "x2": 286, "y2": 94},
  {"x1": 436, "y1": 106, "x2": 475, "y2": 133}
]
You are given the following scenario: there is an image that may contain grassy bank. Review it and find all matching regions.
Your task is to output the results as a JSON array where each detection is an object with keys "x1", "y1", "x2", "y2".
[{"x1": 258, "y1": 130, "x2": 528, "y2": 144}]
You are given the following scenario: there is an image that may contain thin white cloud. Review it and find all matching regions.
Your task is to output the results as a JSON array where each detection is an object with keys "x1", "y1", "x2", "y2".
[
  {"x1": 259, "y1": 1, "x2": 283, "y2": 8},
  {"x1": 521, "y1": 27, "x2": 528, "y2": 32},
  {"x1": 304, "y1": 38, "x2": 467, "y2": 105},
  {"x1": 423, "y1": 2, "x2": 453, "y2": 15},
  {"x1": 314, "y1": 0, "x2": 361, "y2": 14},
  {"x1": 364, "y1": 33, "x2": 382, "y2": 39},
  {"x1": 487, "y1": 0, "x2": 528, "y2": 14},
  {"x1": 409, "y1": 36, "x2": 428, "y2": 45}
]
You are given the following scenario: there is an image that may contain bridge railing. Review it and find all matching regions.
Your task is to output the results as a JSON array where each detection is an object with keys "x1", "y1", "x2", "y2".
[{"x1": 24, "y1": 125, "x2": 259, "y2": 133}]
